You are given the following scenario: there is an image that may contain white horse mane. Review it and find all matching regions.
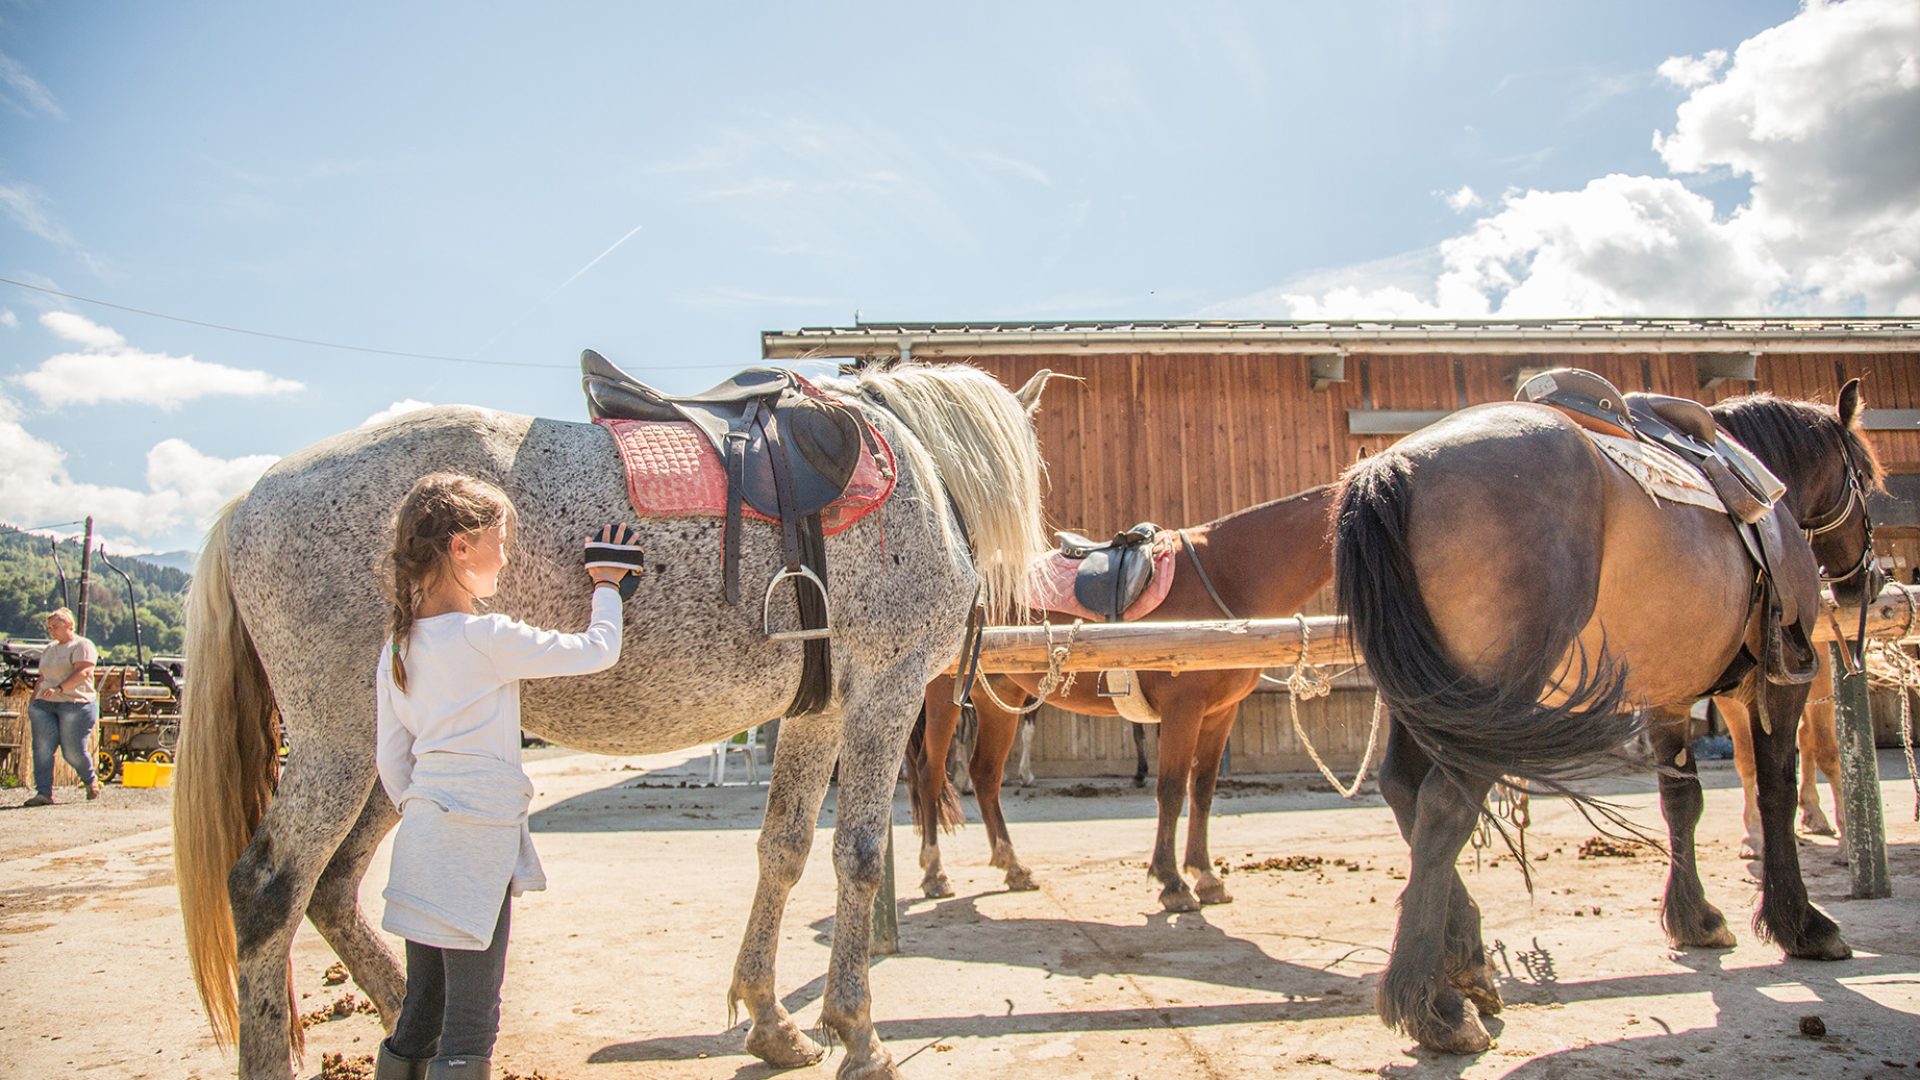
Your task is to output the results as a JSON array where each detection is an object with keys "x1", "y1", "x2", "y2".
[{"x1": 823, "y1": 362, "x2": 1049, "y2": 622}]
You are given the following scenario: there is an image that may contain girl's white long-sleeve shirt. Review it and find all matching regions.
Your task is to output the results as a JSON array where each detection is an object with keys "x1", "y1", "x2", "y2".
[{"x1": 376, "y1": 587, "x2": 623, "y2": 806}]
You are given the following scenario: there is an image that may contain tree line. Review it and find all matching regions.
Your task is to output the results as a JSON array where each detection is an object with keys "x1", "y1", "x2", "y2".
[{"x1": 0, "y1": 525, "x2": 190, "y2": 664}]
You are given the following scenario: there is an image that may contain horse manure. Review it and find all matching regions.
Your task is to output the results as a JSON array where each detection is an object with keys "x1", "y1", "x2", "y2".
[
  {"x1": 1577, "y1": 836, "x2": 1647, "y2": 859},
  {"x1": 322, "y1": 961, "x2": 347, "y2": 986},
  {"x1": 319, "y1": 1052, "x2": 374, "y2": 1080},
  {"x1": 502, "y1": 1071, "x2": 561, "y2": 1080},
  {"x1": 301, "y1": 993, "x2": 377, "y2": 1029},
  {"x1": 1798, "y1": 1014, "x2": 1827, "y2": 1037},
  {"x1": 1237, "y1": 855, "x2": 1325, "y2": 873}
]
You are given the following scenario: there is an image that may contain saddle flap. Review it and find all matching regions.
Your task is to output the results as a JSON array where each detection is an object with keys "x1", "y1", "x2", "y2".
[
  {"x1": 1072, "y1": 537, "x2": 1159, "y2": 623},
  {"x1": 1746, "y1": 503, "x2": 1821, "y2": 685}
]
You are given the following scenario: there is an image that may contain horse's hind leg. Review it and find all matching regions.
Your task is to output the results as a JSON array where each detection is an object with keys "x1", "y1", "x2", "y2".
[
  {"x1": 307, "y1": 787, "x2": 405, "y2": 1022},
  {"x1": 1182, "y1": 704, "x2": 1237, "y2": 905},
  {"x1": 1751, "y1": 681, "x2": 1850, "y2": 960},
  {"x1": 1377, "y1": 717, "x2": 1499, "y2": 1016},
  {"x1": 1722, "y1": 695, "x2": 1767, "y2": 862},
  {"x1": 1147, "y1": 695, "x2": 1204, "y2": 913},
  {"x1": 1650, "y1": 706, "x2": 1737, "y2": 949},
  {"x1": 1799, "y1": 669, "x2": 1843, "y2": 842},
  {"x1": 1378, "y1": 758, "x2": 1496, "y2": 1054},
  {"x1": 913, "y1": 681, "x2": 964, "y2": 899},
  {"x1": 819, "y1": 669, "x2": 930, "y2": 1080},
  {"x1": 968, "y1": 696, "x2": 1034, "y2": 892},
  {"x1": 233, "y1": 749, "x2": 376, "y2": 1079},
  {"x1": 731, "y1": 711, "x2": 840, "y2": 1069}
]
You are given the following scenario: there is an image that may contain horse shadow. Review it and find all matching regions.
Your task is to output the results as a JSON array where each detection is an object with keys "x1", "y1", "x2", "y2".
[{"x1": 587, "y1": 893, "x2": 1392, "y2": 1072}]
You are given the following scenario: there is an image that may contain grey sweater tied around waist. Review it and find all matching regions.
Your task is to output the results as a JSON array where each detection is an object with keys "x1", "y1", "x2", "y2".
[{"x1": 382, "y1": 751, "x2": 546, "y2": 951}]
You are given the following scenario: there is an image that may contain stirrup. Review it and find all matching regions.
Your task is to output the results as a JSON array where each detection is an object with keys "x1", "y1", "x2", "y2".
[
  {"x1": 1097, "y1": 669, "x2": 1133, "y2": 698},
  {"x1": 763, "y1": 565, "x2": 833, "y2": 642}
]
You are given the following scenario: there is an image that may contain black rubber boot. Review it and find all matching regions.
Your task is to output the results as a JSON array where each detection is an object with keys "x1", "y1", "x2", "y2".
[
  {"x1": 424, "y1": 1056, "x2": 490, "y2": 1080},
  {"x1": 375, "y1": 1040, "x2": 431, "y2": 1080}
]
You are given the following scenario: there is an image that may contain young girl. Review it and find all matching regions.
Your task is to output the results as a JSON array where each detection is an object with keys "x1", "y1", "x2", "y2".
[{"x1": 374, "y1": 473, "x2": 643, "y2": 1080}]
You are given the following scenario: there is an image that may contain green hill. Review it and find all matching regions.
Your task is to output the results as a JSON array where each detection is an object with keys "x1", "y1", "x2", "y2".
[{"x1": 0, "y1": 525, "x2": 190, "y2": 664}]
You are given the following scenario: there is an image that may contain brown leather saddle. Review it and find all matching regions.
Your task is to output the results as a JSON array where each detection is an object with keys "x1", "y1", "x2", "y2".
[
  {"x1": 1519, "y1": 368, "x2": 1818, "y2": 686},
  {"x1": 1054, "y1": 523, "x2": 1160, "y2": 622},
  {"x1": 583, "y1": 349, "x2": 875, "y2": 714}
]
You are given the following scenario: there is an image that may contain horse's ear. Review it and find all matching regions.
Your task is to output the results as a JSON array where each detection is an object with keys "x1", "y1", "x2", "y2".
[
  {"x1": 1013, "y1": 368, "x2": 1056, "y2": 415},
  {"x1": 1839, "y1": 378, "x2": 1863, "y2": 428}
]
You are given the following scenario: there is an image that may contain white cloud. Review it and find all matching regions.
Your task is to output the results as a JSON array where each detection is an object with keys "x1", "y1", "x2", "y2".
[
  {"x1": 0, "y1": 309, "x2": 17, "y2": 329},
  {"x1": 41, "y1": 310, "x2": 125, "y2": 349},
  {"x1": 1444, "y1": 185, "x2": 1483, "y2": 212},
  {"x1": 1658, "y1": 49, "x2": 1728, "y2": 90},
  {"x1": 0, "y1": 52, "x2": 62, "y2": 120},
  {"x1": 0, "y1": 182, "x2": 79, "y2": 248},
  {"x1": 15, "y1": 312, "x2": 303, "y2": 410},
  {"x1": 0, "y1": 391, "x2": 276, "y2": 549},
  {"x1": 361, "y1": 399, "x2": 435, "y2": 427},
  {"x1": 1225, "y1": 0, "x2": 1920, "y2": 318}
]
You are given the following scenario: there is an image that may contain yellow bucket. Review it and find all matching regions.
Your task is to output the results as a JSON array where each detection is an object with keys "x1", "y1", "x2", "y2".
[{"x1": 122, "y1": 761, "x2": 175, "y2": 788}]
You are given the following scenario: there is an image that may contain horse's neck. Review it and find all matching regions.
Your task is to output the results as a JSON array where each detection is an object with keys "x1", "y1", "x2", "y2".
[{"x1": 1186, "y1": 484, "x2": 1338, "y2": 616}]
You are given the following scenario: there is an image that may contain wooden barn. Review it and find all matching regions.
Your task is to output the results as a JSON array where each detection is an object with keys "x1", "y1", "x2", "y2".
[{"x1": 764, "y1": 318, "x2": 1920, "y2": 778}]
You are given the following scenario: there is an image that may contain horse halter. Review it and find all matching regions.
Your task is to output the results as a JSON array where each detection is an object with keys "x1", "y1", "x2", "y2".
[{"x1": 1803, "y1": 438, "x2": 1877, "y2": 674}]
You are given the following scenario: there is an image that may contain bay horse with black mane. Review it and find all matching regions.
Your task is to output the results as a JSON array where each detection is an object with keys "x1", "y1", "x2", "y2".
[
  {"x1": 910, "y1": 482, "x2": 1339, "y2": 912},
  {"x1": 1335, "y1": 380, "x2": 1882, "y2": 1053}
]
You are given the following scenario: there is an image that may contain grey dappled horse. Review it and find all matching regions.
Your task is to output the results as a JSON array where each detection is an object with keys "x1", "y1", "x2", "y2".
[{"x1": 173, "y1": 362, "x2": 1052, "y2": 1080}]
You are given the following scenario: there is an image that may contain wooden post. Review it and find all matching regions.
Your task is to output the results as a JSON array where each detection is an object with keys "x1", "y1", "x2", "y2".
[
  {"x1": 1830, "y1": 643, "x2": 1892, "y2": 899},
  {"x1": 870, "y1": 802, "x2": 899, "y2": 955},
  {"x1": 76, "y1": 517, "x2": 94, "y2": 634}
]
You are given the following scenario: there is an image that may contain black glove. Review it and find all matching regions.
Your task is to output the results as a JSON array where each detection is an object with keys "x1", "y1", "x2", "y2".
[{"x1": 584, "y1": 524, "x2": 645, "y2": 598}]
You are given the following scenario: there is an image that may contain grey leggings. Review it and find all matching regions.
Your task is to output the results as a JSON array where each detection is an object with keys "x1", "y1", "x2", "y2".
[{"x1": 388, "y1": 893, "x2": 511, "y2": 1060}]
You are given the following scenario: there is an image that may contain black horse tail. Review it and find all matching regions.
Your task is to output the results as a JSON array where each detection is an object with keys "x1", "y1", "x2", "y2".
[
  {"x1": 904, "y1": 704, "x2": 966, "y2": 836},
  {"x1": 1335, "y1": 454, "x2": 1640, "y2": 801}
]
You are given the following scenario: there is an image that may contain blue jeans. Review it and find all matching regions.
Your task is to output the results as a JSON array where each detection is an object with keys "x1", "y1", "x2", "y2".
[{"x1": 28, "y1": 699, "x2": 98, "y2": 797}]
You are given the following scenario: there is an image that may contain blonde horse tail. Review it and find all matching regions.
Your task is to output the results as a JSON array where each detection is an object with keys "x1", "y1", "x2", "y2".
[{"x1": 173, "y1": 495, "x2": 288, "y2": 1050}]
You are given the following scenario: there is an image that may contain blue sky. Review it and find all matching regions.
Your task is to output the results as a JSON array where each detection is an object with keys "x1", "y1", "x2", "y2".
[{"x1": 4, "y1": 1, "x2": 1915, "y2": 552}]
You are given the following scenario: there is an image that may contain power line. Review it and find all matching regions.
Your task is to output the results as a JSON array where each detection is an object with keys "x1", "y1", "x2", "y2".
[
  {"x1": 0, "y1": 275, "x2": 773, "y2": 373},
  {"x1": 1, "y1": 276, "x2": 562, "y2": 368}
]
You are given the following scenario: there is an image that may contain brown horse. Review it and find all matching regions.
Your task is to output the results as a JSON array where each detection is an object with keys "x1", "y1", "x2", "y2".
[
  {"x1": 910, "y1": 483, "x2": 1338, "y2": 912},
  {"x1": 1335, "y1": 383, "x2": 1882, "y2": 1054},
  {"x1": 1718, "y1": 658, "x2": 1846, "y2": 861}
]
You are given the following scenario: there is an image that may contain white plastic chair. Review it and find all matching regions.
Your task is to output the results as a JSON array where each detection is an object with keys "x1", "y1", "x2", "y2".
[{"x1": 709, "y1": 725, "x2": 761, "y2": 785}]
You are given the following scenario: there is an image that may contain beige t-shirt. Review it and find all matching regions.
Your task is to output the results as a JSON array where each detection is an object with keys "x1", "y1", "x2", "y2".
[{"x1": 38, "y1": 637, "x2": 99, "y2": 703}]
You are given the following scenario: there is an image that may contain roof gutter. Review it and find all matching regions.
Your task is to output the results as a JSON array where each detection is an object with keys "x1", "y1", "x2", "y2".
[{"x1": 763, "y1": 326, "x2": 1920, "y2": 360}]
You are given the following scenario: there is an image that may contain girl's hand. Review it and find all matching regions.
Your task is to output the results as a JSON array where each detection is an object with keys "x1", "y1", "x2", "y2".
[{"x1": 584, "y1": 523, "x2": 645, "y2": 586}]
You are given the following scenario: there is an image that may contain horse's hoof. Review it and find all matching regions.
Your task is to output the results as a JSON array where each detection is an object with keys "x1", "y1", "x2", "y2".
[
  {"x1": 745, "y1": 1020, "x2": 825, "y2": 1068},
  {"x1": 1159, "y1": 886, "x2": 1201, "y2": 913},
  {"x1": 1801, "y1": 814, "x2": 1837, "y2": 837},
  {"x1": 1195, "y1": 882, "x2": 1234, "y2": 905},
  {"x1": 1412, "y1": 1009, "x2": 1493, "y2": 1055},
  {"x1": 836, "y1": 1053, "x2": 901, "y2": 1080},
  {"x1": 1671, "y1": 924, "x2": 1738, "y2": 950},
  {"x1": 1787, "y1": 934, "x2": 1852, "y2": 962},
  {"x1": 1738, "y1": 842, "x2": 1760, "y2": 861},
  {"x1": 1004, "y1": 868, "x2": 1039, "y2": 892},
  {"x1": 921, "y1": 875, "x2": 954, "y2": 900}
]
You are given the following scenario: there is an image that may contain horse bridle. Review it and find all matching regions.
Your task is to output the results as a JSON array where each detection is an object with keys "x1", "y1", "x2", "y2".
[{"x1": 1803, "y1": 439, "x2": 1876, "y2": 673}]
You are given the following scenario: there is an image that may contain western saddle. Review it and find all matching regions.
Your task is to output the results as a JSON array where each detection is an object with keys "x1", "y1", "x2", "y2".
[
  {"x1": 1054, "y1": 523, "x2": 1161, "y2": 623},
  {"x1": 1519, "y1": 368, "x2": 1818, "y2": 685},
  {"x1": 582, "y1": 348, "x2": 874, "y2": 651}
]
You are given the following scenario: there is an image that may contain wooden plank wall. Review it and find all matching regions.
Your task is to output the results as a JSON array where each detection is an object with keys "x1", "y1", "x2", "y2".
[{"x1": 952, "y1": 349, "x2": 1920, "y2": 776}]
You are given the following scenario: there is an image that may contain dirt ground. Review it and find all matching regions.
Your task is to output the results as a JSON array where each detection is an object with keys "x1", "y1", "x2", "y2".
[{"x1": 2, "y1": 748, "x2": 1916, "y2": 1080}]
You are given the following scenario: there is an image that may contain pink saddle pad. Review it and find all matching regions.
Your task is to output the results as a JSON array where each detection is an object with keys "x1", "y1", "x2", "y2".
[
  {"x1": 596, "y1": 408, "x2": 896, "y2": 536},
  {"x1": 1023, "y1": 540, "x2": 1177, "y2": 621}
]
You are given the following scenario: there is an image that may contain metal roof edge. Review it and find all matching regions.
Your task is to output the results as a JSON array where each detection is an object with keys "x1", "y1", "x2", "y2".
[{"x1": 761, "y1": 318, "x2": 1920, "y2": 359}]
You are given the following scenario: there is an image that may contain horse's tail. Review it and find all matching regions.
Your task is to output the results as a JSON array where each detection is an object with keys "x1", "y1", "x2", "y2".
[
  {"x1": 173, "y1": 496, "x2": 288, "y2": 1051},
  {"x1": 1335, "y1": 454, "x2": 1638, "y2": 798},
  {"x1": 904, "y1": 703, "x2": 966, "y2": 836}
]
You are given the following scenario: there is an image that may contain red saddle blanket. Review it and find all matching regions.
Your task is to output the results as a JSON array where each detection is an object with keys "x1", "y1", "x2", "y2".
[
  {"x1": 596, "y1": 410, "x2": 897, "y2": 536},
  {"x1": 1023, "y1": 539, "x2": 1178, "y2": 622}
]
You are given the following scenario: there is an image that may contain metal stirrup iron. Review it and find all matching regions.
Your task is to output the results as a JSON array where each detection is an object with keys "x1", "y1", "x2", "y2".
[{"x1": 763, "y1": 564, "x2": 832, "y2": 642}]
